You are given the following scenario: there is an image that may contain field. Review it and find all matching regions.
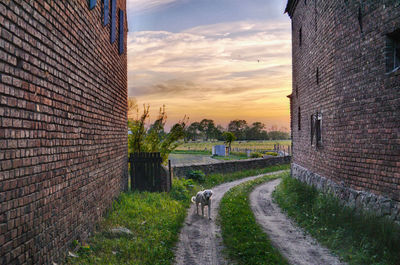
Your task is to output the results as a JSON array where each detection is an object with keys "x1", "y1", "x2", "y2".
[{"x1": 176, "y1": 140, "x2": 292, "y2": 152}]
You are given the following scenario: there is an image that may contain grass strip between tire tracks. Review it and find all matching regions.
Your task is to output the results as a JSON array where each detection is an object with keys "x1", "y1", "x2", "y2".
[
  {"x1": 66, "y1": 164, "x2": 290, "y2": 264},
  {"x1": 219, "y1": 171, "x2": 290, "y2": 265}
]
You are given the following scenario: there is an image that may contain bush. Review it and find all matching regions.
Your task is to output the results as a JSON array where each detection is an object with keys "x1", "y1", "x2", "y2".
[
  {"x1": 250, "y1": 152, "x2": 263, "y2": 158},
  {"x1": 264, "y1": 152, "x2": 278, "y2": 156},
  {"x1": 170, "y1": 178, "x2": 196, "y2": 202},
  {"x1": 185, "y1": 170, "x2": 206, "y2": 183}
]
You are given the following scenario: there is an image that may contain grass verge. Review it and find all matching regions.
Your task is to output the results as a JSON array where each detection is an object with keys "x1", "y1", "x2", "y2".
[
  {"x1": 201, "y1": 164, "x2": 290, "y2": 188},
  {"x1": 66, "y1": 164, "x2": 289, "y2": 265},
  {"x1": 219, "y1": 172, "x2": 289, "y2": 265},
  {"x1": 273, "y1": 175, "x2": 400, "y2": 265},
  {"x1": 171, "y1": 149, "x2": 211, "y2": 155}
]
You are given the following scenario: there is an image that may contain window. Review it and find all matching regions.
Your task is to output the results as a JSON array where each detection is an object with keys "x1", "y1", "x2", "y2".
[
  {"x1": 298, "y1": 106, "x2": 301, "y2": 130},
  {"x1": 311, "y1": 112, "x2": 322, "y2": 147},
  {"x1": 386, "y1": 29, "x2": 400, "y2": 73}
]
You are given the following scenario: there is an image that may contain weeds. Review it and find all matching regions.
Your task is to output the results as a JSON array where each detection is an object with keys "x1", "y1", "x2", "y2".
[{"x1": 273, "y1": 176, "x2": 400, "y2": 265}]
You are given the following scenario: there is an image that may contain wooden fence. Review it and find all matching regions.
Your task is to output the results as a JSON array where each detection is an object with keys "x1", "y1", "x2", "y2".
[{"x1": 128, "y1": 152, "x2": 170, "y2": 192}]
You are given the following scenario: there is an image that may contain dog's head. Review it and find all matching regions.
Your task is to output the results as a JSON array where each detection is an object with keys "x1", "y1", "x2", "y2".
[{"x1": 203, "y1": 190, "x2": 213, "y2": 201}]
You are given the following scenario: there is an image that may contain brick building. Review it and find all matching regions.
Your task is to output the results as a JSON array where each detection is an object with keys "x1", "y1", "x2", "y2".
[
  {"x1": 0, "y1": 1, "x2": 128, "y2": 263},
  {"x1": 286, "y1": 0, "x2": 400, "y2": 221}
]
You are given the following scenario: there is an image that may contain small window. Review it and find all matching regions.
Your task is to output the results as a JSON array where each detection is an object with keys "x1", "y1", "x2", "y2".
[
  {"x1": 386, "y1": 30, "x2": 400, "y2": 73},
  {"x1": 298, "y1": 106, "x2": 301, "y2": 130},
  {"x1": 311, "y1": 112, "x2": 322, "y2": 147}
]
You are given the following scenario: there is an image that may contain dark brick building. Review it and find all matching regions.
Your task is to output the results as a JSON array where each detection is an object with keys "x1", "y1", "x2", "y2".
[
  {"x1": 286, "y1": 0, "x2": 400, "y2": 221},
  {"x1": 0, "y1": 1, "x2": 128, "y2": 263}
]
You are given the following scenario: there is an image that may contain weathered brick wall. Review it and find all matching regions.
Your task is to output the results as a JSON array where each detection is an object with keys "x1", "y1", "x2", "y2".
[
  {"x1": 0, "y1": 1, "x2": 128, "y2": 264},
  {"x1": 288, "y1": 1, "x2": 400, "y2": 204},
  {"x1": 173, "y1": 156, "x2": 291, "y2": 178}
]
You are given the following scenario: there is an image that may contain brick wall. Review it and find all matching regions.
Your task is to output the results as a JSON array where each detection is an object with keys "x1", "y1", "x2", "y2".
[
  {"x1": 287, "y1": 1, "x2": 400, "y2": 203},
  {"x1": 0, "y1": 1, "x2": 128, "y2": 264}
]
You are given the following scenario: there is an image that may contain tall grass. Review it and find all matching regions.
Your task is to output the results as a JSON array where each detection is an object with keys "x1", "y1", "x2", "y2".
[
  {"x1": 273, "y1": 176, "x2": 400, "y2": 265},
  {"x1": 219, "y1": 172, "x2": 289, "y2": 265}
]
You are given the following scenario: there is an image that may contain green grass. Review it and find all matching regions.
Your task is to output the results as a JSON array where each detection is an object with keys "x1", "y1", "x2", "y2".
[
  {"x1": 171, "y1": 149, "x2": 211, "y2": 155},
  {"x1": 66, "y1": 178, "x2": 197, "y2": 265},
  {"x1": 176, "y1": 140, "x2": 291, "y2": 152},
  {"x1": 212, "y1": 152, "x2": 249, "y2": 161},
  {"x1": 66, "y1": 165, "x2": 289, "y2": 265},
  {"x1": 201, "y1": 164, "x2": 290, "y2": 189},
  {"x1": 273, "y1": 175, "x2": 400, "y2": 265},
  {"x1": 219, "y1": 172, "x2": 289, "y2": 265}
]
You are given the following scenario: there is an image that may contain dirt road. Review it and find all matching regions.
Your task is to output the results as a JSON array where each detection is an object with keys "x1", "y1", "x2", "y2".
[
  {"x1": 174, "y1": 171, "x2": 287, "y2": 265},
  {"x1": 250, "y1": 179, "x2": 346, "y2": 265}
]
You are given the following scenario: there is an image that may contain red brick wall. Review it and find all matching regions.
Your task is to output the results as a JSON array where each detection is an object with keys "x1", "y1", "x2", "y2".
[
  {"x1": 289, "y1": 1, "x2": 400, "y2": 201},
  {"x1": 0, "y1": 1, "x2": 128, "y2": 263}
]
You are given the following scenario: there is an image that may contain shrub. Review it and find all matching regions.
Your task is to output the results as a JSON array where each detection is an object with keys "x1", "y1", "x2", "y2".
[
  {"x1": 264, "y1": 152, "x2": 278, "y2": 156},
  {"x1": 185, "y1": 170, "x2": 206, "y2": 183},
  {"x1": 250, "y1": 152, "x2": 263, "y2": 158},
  {"x1": 170, "y1": 178, "x2": 195, "y2": 202}
]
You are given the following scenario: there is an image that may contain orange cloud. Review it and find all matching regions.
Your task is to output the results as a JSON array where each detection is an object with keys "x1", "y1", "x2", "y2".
[{"x1": 128, "y1": 20, "x2": 292, "y2": 130}]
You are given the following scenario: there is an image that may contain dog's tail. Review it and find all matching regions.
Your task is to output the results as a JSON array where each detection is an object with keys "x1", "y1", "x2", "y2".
[{"x1": 191, "y1": 196, "x2": 196, "y2": 203}]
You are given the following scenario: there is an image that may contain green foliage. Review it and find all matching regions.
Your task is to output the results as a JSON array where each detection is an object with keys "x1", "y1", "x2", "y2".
[
  {"x1": 202, "y1": 164, "x2": 290, "y2": 188},
  {"x1": 268, "y1": 131, "x2": 290, "y2": 140},
  {"x1": 264, "y1": 152, "x2": 278, "y2": 156},
  {"x1": 185, "y1": 170, "x2": 206, "y2": 183},
  {"x1": 222, "y1": 131, "x2": 236, "y2": 152},
  {"x1": 170, "y1": 178, "x2": 197, "y2": 202},
  {"x1": 219, "y1": 172, "x2": 289, "y2": 265},
  {"x1": 66, "y1": 165, "x2": 289, "y2": 265},
  {"x1": 66, "y1": 190, "x2": 189, "y2": 265},
  {"x1": 273, "y1": 176, "x2": 400, "y2": 265},
  {"x1": 250, "y1": 152, "x2": 263, "y2": 158},
  {"x1": 128, "y1": 105, "x2": 188, "y2": 162}
]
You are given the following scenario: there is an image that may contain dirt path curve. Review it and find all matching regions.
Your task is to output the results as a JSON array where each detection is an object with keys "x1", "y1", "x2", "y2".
[
  {"x1": 250, "y1": 179, "x2": 346, "y2": 265},
  {"x1": 174, "y1": 170, "x2": 287, "y2": 265}
]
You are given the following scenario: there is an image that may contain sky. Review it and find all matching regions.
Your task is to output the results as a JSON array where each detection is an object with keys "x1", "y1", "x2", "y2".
[{"x1": 126, "y1": 0, "x2": 292, "y2": 131}]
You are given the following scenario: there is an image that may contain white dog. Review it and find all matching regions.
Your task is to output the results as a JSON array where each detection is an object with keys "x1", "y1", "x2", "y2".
[{"x1": 191, "y1": 190, "x2": 213, "y2": 220}]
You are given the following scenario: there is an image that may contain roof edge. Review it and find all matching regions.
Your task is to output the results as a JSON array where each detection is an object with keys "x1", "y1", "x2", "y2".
[{"x1": 284, "y1": 0, "x2": 299, "y2": 18}]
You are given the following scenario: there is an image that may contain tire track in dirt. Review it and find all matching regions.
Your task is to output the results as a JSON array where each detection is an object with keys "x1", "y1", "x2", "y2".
[
  {"x1": 250, "y1": 179, "x2": 346, "y2": 265},
  {"x1": 174, "y1": 170, "x2": 287, "y2": 265}
]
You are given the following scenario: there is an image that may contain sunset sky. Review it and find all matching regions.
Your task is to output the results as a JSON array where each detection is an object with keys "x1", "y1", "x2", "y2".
[{"x1": 126, "y1": 0, "x2": 292, "y2": 131}]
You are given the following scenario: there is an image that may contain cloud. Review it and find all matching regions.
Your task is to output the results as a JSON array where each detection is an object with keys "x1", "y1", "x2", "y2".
[
  {"x1": 127, "y1": 0, "x2": 182, "y2": 13},
  {"x1": 127, "y1": 20, "x2": 292, "y2": 129}
]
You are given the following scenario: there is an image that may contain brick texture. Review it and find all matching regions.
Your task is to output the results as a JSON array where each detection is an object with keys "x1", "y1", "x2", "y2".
[
  {"x1": 288, "y1": 1, "x2": 400, "y2": 202},
  {"x1": 0, "y1": 1, "x2": 128, "y2": 264}
]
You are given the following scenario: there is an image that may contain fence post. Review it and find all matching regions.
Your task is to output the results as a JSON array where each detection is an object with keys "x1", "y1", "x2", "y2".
[
  {"x1": 129, "y1": 153, "x2": 134, "y2": 191},
  {"x1": 168, "y1": 159, "x2": 172, "y2": 191}
]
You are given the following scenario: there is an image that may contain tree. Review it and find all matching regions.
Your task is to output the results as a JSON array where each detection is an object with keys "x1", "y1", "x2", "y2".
[
  {"x1": 185, "y1": 122, "x2": 201, "y2": 141},
  {"x1": 214, "y1": 125, "x2": 225, "y2": 141},
  {"x1": 128, "y1": 105, "x2": 188, "y2": 162},
  {"x1": 246, "y1": 122, "x2": 268, "y2": 140},
  {"x1": 228, "y1": 120, "x2": 248, "y2": 140},
  {"x1": 199, "y1": 119, "x2": 216, "y2": 141},
  {"x1": 127, "y1": 97, "x2": 138, "y2": 122},
  {"x1": 223, "y1": 131, "x2": 236, "y2": 154}
]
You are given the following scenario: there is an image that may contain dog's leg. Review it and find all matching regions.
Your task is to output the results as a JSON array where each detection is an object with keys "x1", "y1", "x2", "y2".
[
  {"x1": 208, "y1": 201, "x2": 211, "y2": 220},
  {"x1": 201, "y1": 203, "x2": 204, "y2": 217},
  {"x1": 196, "y1": 203, "x2": 199, "y2": 215}
]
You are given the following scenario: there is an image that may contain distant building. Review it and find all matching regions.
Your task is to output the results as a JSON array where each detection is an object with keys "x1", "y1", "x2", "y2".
[
  {"x1": 286, "y1": 0, "x2": 400, "y2": 221},
  {"x1": 0, "y1": 1, "x2": 127, "y2": 263}
]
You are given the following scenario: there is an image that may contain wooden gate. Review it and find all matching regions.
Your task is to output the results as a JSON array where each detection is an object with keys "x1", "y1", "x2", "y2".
[{"x1": 129, "y1": 152, "x2": 163, "y2": 192}]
